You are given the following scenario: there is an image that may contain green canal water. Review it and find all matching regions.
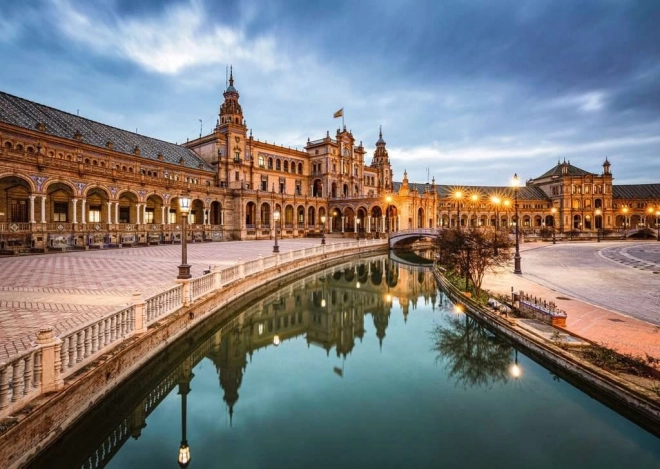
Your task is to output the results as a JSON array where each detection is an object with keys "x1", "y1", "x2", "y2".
[{"x1": 32, "y1": 255, "x2": 660, "y2": 468}]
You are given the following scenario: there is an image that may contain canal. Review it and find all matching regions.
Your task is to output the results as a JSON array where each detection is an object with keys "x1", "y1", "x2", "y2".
[{"x1": 31, "y1": 254, "x2": 660, "y2": 468}]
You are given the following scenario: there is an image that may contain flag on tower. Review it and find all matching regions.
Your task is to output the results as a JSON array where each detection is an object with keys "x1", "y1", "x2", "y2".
[{"x1": 333, "y1": 108, "x2": 344, "y2": 118}]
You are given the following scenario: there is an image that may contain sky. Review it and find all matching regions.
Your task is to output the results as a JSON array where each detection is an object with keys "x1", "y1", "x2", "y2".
[{"x1": 1, "y1": 0, "x2": 659, "y2": 186}]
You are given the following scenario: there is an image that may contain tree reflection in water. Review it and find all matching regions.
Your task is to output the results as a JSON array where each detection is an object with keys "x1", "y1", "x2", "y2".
[{"x1": 431, "y1": 311, "x2": 513, "y2": 389}]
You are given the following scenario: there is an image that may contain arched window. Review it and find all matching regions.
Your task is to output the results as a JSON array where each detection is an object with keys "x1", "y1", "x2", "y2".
[
  {"x1": 284, "y1": 161, "x2": 289, "y2": 172},
  {"x1": 276, "y1": 159, "x2": 281, "y2": 170}
]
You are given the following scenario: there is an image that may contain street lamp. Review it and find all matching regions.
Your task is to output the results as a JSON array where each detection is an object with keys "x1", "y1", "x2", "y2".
[
  {"x1": 595, "y1": 208, "x2": 602, "y2": 242},
  {"x1": 273, "y1": 209, "x2": 280, "y2": 253},
  {"x1": 649, "y1": 207, "x2": 660, "y2": 242},
  {"x1": 385, "y1": 195, "x2": 392, "y2": 235},
  {"x1": 551, "y1": 207, "x2": 557, "y2": 244},
  {"x1": 470, "y1": 194, "x2": 479, "y2": 228},
  {"x1": 490, "y1": 196, "x2": 501, "y2": 255},
  {"x1": 321, "y1": 214, "x2": 326, "y2": 245},
  {"x1": 454, "y1": 191, "x2": 463, "y2": 229},
  {"x1": 177, "y1": 196, "x2": 192, "y2": 280},
  {"x1": 621, "y1": 206, "x2": 629, "y2": 235},
  {"x1": 512, "y1": 174, "x2": 522, "y2": 274}
]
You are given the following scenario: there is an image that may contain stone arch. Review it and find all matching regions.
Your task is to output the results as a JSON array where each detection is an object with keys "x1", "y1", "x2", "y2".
[
  {"x1": 42, "y1": 178, "x2": 77, "y2": 196},
  {"x1": 308, "y1": 206, "x2": 316, "y2": 226},
  {"x1": 260, "y1": 202, "x2": 271, "y2": 225},
  {"x1": 296, "y1": 205, "x2": 305, "y2": 227},
  {"x1": 210, "y1": 200, "x2": 222, "y2": 225},
  {"x1": 284, "y1": 204, "x2": 294, "y2": 226},
  {"x1": 246, "y1": 201, "x2": 257, "y2": 227},
  {"x1": 0, "y1": 172, "x2": 37, "y2": 193}
]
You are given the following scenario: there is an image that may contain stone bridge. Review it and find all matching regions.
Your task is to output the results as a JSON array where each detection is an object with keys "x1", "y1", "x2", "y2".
[{"x1": 388, "y1": 228, "x2": 441, "y2": 249}]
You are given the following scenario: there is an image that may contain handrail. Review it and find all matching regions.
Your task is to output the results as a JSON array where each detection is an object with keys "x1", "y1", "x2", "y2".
[{"x1": 0, "y1": 238, "x2": 387, "y2": 419}]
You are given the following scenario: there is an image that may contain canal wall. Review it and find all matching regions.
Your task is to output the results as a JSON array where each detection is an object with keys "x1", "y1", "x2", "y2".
[
  {"x1": 0, "y1": 241, "x2": 388, "y2": 469},
  {"x1": 433, "y1": 269, "x2": 660, "y2": 437}
]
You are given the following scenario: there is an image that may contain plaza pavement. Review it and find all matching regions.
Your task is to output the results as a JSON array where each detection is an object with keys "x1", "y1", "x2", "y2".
[
  {"x1": 481, "y1": 241, "x2": 660, "y2": 358},
  {"x1": 1, "y1": 237, "x2": 659, "y2": 362}
]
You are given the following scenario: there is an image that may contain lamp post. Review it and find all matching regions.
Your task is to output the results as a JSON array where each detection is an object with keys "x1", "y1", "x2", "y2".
[
  {"x1": 551, "y1": 207, "x2": 557, "y2": 244},
  {"x1": 273, "y1": 209, "x2": 280, "y2": 253},
  {"x1": 490, "y1": 196, "x2": 501, "y2": 255},
  {"x1": 356, "y1": 218, "x2": 360, "y2": 241},
  {"x1": 510, "y1": 349, "x2": 521, "y2": 380},
  {"x1": 470, "y1": 193, "x2": 479, "y2": 228},
  {"x1": 177, "y1": 196, "x2": 192, "y2": 280},
  {"x1": 595, "y1": 208, "x2": 602, "y2": 242},
  {"x1": 321, "y1": 214, "x2": 326, "y2": 245},
  {"x1": 385, "y1": 195, "x2": 392, "y2": 235},
  {"x1": 650, "y1": 207, "x2": 660, "y2": 242},
  {"x1": 621, "y1": 206, "x2": 629, "y2": 235},
  {"x1": 454, "y1": 191, "x2": 462, "y2": 229},
  {"x1": 512, "y1": 174, "x2": 522, "y2": 274}
]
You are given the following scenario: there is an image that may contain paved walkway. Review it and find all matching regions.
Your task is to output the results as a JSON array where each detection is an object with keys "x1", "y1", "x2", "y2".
[
  {"x1": 482, "y1": 241, "x2": 660, "y2": 358},
  {"x1": 1, "y1": 237, "x2": 659, "y2": 362},
  {"x1": 0, "y1": 238, "x2": 343, "y2": 360}
]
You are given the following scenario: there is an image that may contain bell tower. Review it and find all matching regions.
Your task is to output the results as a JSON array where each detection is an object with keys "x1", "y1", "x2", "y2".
[
  {"x1": 216, "y1": 67, "x2": 248, "y2": 188},
  {"x1": 371, "y1": 126, "x2": 393, "y2": 193}
]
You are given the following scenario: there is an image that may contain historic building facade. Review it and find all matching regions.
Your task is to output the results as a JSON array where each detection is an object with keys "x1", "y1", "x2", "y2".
[{"x1": 1, "y1": 72, "x2": 659, "y2": 254}]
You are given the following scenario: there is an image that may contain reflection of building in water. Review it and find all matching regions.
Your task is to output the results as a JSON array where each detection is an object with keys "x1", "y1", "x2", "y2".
[
  {"x1": 55, "y1": 257, "x2": 441, "y2": 468},
  {"x1": 205, "y1": 256, "x2": 439, "y2": 417}
]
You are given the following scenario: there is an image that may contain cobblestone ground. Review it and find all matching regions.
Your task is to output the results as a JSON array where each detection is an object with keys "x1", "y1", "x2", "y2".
[
  {"x1": 0, "y1": 239, "x2": 334, "y2": 360},
  {"x1": 482, "y1": 241, "x2": 660, "y2": 358}
]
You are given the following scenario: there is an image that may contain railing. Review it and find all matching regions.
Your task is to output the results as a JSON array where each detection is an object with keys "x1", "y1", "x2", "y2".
[
  {"x1": 0, "y1": 238, "x2": 386, "y2": 418},
  {"x1": 59, "y1": 306, "x2": 136, "y2": 378}
]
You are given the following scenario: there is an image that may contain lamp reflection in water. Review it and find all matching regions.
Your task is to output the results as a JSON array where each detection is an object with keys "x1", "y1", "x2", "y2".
[
  {"x1": 510, "y1": 350, "x2": 522, "y2": 379},
  {"x1": 177, "y1": 357, "x2": 193, "y2": 468},
  {"x1": 273, "y1": 335, "x2": 281, "y2": 346}
]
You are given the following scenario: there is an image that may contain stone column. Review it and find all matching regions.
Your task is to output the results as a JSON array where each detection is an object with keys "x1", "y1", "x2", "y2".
[
  {"x1": 29, "y1": 195, "x2": 36, "y2": 223},
  {"x1": 135, "y1": 203, "x2": 141, "y2": 225},
  {"x1": 341, "y1": 216, "x2": 345, "y2": 233},
  {"x1": 382, "y1": 215, "x2": 385, "y2": 233},
  {"x1": 81, "y1": 199, "x2": 86, "y2": 224},
  {"x1": 72, "y1": 198, "x2": 78, "y2": 224},
  {"x1": 106, "y1": 202, "x2": 113, "y2": 224},
  {"x1": 114, "y1": 202, "x2": 119, "y2": 224},
  {"x1": 161, "y1": 206, "x2": 166, "y2": 225},
  {"x1": 40, "y1": 196, "x2": 46, "y2": 223}
]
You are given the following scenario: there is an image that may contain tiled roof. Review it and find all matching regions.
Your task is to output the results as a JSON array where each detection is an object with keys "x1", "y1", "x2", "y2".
[
  {"x1": 613, "y1": 184, "x2": 660, "y2": 199},
  {"x1": 0, "y1": 91, "x2": 215, "y2": 172},
  {"x1": 533, "y1": 161, "x2": 594, "y2": 180}
]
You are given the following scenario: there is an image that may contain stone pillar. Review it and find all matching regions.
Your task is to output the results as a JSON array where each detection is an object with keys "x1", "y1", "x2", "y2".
[
  {"x1": 114, "y1": 202, "x2": 119, "y2": 225},
  {"x1": 72, "y1": 198, "x2": 78, "y2": 224},
  {"x1": 106, "y1": 202, "x2": 113, "y2": 224},
  {"x1": 29, "y1": 195, "x2": 36, "y2": 223},
  {"x1": 161, "y1": 206, "x2": 166, "y2": 225},
  {"x1": 81, "y1": 199, "x2": 86, "y2": 224},
  {"x1": 382, "y1": 215, "x2": 385, "y2": 233},
  {"x1": 367, "y1": 215, "x2": 372, "y2": 233},
  {"x1": 177, "y1": 279, "x2": 192, "y2": 307},
  {"x1": 341, "y1": 216, "x2": 345, "y2": 233},
  {"x1": 132, "y1": 291, "x2": 147, "y2": 334},
  {"x1": 40, "y1": 196, "x2": 46, "y2": 223},
  {"x1": 37, "y1": 328, "x2": 63, "y2": 393}
]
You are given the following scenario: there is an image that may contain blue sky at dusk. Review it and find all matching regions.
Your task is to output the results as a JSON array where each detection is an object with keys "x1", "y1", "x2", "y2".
[{"x1": 2, "y1": 0, "x2": 659, "y2": 185}]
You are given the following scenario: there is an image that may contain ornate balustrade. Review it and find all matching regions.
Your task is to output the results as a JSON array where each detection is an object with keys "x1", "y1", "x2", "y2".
[{"x1": 0, "y1": 238, "x2": 387, "y2": 419}]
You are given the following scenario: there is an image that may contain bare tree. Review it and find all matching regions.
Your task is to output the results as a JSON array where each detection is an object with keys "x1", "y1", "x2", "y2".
[{"x1": 435, "y1": 228, "x2": 513, "y2": 297}]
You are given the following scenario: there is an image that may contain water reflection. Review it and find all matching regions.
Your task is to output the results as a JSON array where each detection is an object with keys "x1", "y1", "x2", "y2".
[
  {"x1": 30, "y1": 255, "x2": 660, "y2": 469},
  {"x1": 431, "y1": 312, "x2": 513, "y2": 389}
]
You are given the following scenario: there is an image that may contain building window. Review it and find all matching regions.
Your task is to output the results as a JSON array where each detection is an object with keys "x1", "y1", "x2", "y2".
[
  {"x1": 144, "y1": 208, "x2": 154, "y2": 224},
  {"x1": 268, "y1": 158, "x2": 273, "y2": 169},
  {"x1": 53, "y1": 202, "x2": 68, "y2": 222},
  {"x1": 119, "y1": 206, "x2": 130, "y2": 223},
  {"x1": 169, "y1": 209, "x2": 177, "y2": 224},
  {"x1": 259, "y1": 155, "x2": 265, "y2": 167},
  {"x1": 89, "y1": 205, "x2": 101, "y2": 223}
]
